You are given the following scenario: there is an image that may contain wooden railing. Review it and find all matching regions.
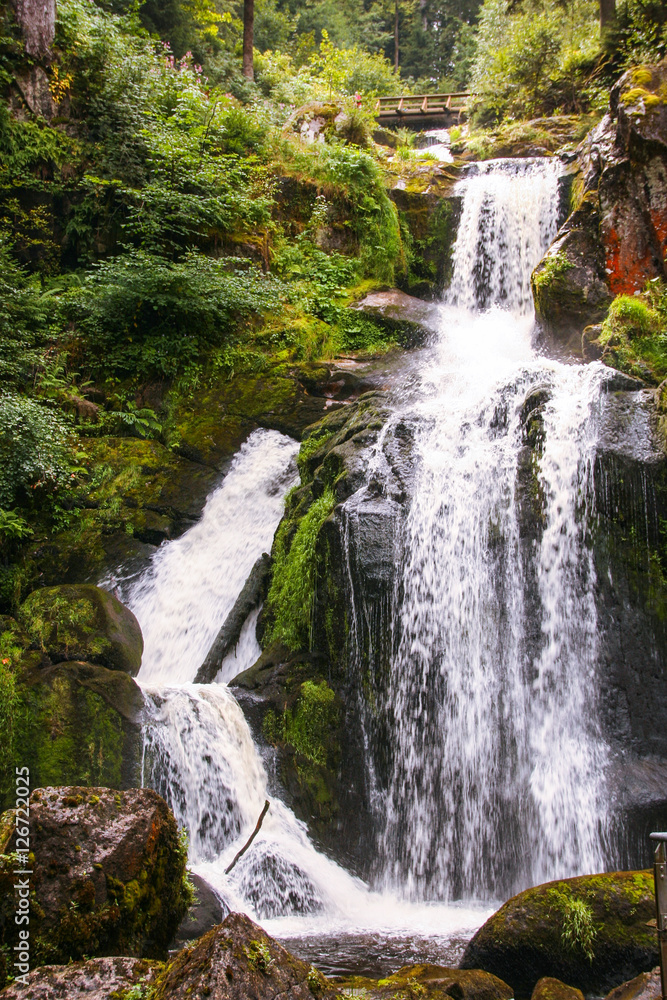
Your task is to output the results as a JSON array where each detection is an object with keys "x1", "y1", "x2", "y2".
[{"x1": 375, "y1": 93, "x2": 472, "y2": 118}]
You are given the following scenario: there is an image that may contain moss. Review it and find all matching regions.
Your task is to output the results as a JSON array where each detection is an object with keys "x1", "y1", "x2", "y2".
[
  {"x1": 11, "y1": 673, "x2": 124, "y2": 798},
  {"x1": 532, "y1": 251, "x2": 574, "y2": 297},
  {"x1": 297, "y1": 429, "x2": 336, "y2": 484},
  {"x1": 265, "y1": 487, "x2": 336, "y2": 652},
  {"x1": 281, "y1": 679, "x2": 338, "y2": 766},
  {"x1": 595, "y1": 286, "x2": 667, "y2": 385}
]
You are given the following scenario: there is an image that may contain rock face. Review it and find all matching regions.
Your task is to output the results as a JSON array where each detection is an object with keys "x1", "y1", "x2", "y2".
[
  {"x1": 18, "y1": 584, "x2": 143, "y2": 675},
  {"x1": 532, "y1": 59, "x2": 667, "y2": 345},
  {"x1": 0, "y1": 956, "x2": 160, "y2": 999},
  {"x1": 233, "y1": 391, "x2": 416, "y2": 869},
  {"x1": 460, "y1": 870, "x2": 658, "y2": 997},
  {"x1": 0, "y1": 786, "x2": 189, "y2": 981},
  {"x1": 151, "y1": 911, "x2": 338, "y2": 1000},
  {"x1": 12, "y1": 0, "x2": 56, "y2": 59},
  {"x1": 12, "y1": 660, "x2": 145, "y2": 799}
]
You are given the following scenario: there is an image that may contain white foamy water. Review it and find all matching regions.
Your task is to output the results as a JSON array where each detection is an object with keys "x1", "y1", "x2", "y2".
[
  {"x1": 373, "y1": 157, "x2": 610, "y2": 899},
  {"x1": 130, "y1": 429, "x2": 298, "y2": 684},
  {"x1": 143, "y1": 683, "x2": 494, "y2": 964},
  {"x1": 113, "y1": 154, "x2": 613, "y2": 974}
]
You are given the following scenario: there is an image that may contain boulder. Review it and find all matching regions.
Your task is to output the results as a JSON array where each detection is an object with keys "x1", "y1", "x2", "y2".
[
  {"x1": 352, "y1": 289, "x2": 441, "y2": 344},
  {"x1": 460, "y1": 870, "x2": 658, "y2": 996},
  {"x1": 18, "y1": 584, "x2": 143, "y2": 675},
  {"x1": 532, "y1": 58, "x2": 667, "y2": 347},
  {"x1": 8, "y1": 660, "x2": 145, "y2": 803},
  {"x1": 604, "y1": 967, "x2": 663, "y2": 1000},
  {"x1": 151, "y1": 911, "x2": 338, "y2": 999},
  {"x1": 0, "y1": 786, "x2": 190, "y2": 981},
  {"x1": 0, "y1": 956, "x2": 160, "y2": 999},
  {"x1": 531, "y1": 978, "x2": 584, "y2": 1000},
  {"x1": 171, "y1": 872, "x2": 228, "y2": 949},
  {"x1": 370, "y1": 965, "x2": 514, "y2": 1000}
]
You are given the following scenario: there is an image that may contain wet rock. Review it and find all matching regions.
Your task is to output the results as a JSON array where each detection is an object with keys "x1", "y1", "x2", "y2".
[
  {"x1": 532, "y1": 199, "x2": 613, "y2": 347},
  {"x1": 151, "y1": 911, "x2": 338, "y2": 999},
  {"x1": 195, "y1": 553, "x2": 271, "y2": 683},
  {"x1": 18, "y1": 584, "x2": 143, "y2": 675},
  {"x1": 604, "y1": 967, "x2": 663, "y2": 1000},
  {"x1": 389, "y1": 189, "x2": 462, "y2": 298},
  {"x1": 341, "y1": 965, "x2": 513, "y2": 1000},
  {"x1": 352, "y1": 289, "x2": 441, "y2": 344},
  {"x1": 0, "y1": 786, "x2": 189, "y2": 976},
  {"x1": 532, "y1": 58, "x2": 667, "y2": 347},
  {"x1": 582, "y1": 324, "x2": 605, "y2": 359},
  {"x1": 531, "y1": 977, "x2": 584, "y2": 1000},
  {"x1": 0, "y1": 956, "x2": 160, "y2": 999},
  {"x1": 171, "y1": 872, "x2": 228, "y2": 949},
  {"x1": 460, "y1": 870, "x2": 657, "y2": 996}
]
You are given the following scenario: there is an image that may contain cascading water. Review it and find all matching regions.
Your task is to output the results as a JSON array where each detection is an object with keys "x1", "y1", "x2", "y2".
[
  {"x1": 100, "y1": 155, "x2": 616, "y2": 975},
  {"x1": 126, "y1": 426, "x2": 490, "y2": 975},
  {"x1": 372, "y1": 158, "x2": 610, "y2": 900}
]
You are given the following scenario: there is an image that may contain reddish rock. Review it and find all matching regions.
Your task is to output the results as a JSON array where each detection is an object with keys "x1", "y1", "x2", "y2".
[
  {"x1": 604, "y1": 967, "x2": 663, "y2": 1000},
  {"x1": 532, "y1": 58, "x2": 667, "y2": 346},
  {"x1": 0, "y1": 787, "x2": 189, "y2": 981}
]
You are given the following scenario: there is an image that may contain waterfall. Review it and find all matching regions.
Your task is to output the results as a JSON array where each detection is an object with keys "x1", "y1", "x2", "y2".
[
  {"x1": 106, "y1": 155, "x2": 615, "y2": 972},
  {"x1": 370, "y1": 158, "x2": 610, "y2": 900},
  {"x1": 126, "y1": 426, "x2": 491, "y2": 973}
]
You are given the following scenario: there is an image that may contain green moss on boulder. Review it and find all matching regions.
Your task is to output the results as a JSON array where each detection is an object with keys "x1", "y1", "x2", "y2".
[
  {"x1": 18, "y1": 584, "x2": 143, "y2": 675},
  {"x1": 337, "y1": 964, "x2": 513, "y2": 1000},
  {"x1": 460, "y1": 871, "x2": 658, "y2": 997},
  {"x1": 0, "y1": 786, "x2": 190, "y2": 987},
  {"x1": 531, "y1": 977, "x2": 584, "y2": 1000}
]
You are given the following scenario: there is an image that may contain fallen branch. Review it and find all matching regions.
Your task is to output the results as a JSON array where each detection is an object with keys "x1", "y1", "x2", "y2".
[{"x1": 225, "y1": 800, "x2": 270, "y2": 875}]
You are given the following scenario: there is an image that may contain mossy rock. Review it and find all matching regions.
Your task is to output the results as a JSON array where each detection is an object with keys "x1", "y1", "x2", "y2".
[
  {"x1": 0, "y1": 786, "x2": 189, "y2": 986},
  {"x1": 460, "y1": 870, "x2": 658, "y2": 997},
  {"x1": 531, "y1": 977, "x2": 584, "y2": 1000},
  {"x1": 337, "y1": 964, "x2": 513, "y2": 1000},
  {"x1": 151, "y1": 911, "x2": 337, "y2": 1000},
  {"x1": 0, "y1": 956, "x2": 162, "y2": 999},
  {"x1": 604, "y1": 966, "x2": 662, "y2": 1000},
  {"x1": 3, "y1": 660, "x2": 144, "y2": 808},
  {"x1": 18, "y1": 584, "x2": 143, "y2": 675}
]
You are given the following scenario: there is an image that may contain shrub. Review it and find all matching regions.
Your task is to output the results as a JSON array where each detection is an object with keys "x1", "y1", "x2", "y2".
[
  {"x1": 65, "y1": 250, "x2": 284, "y2": 379},
  {"x1": 0, "y1": 394, "x2": 71, "y2": 508}
]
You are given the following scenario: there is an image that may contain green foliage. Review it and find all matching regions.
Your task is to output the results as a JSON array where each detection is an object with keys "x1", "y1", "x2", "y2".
[
  {"x1": 65, "y1": 250, "x2": 284, "y2": 379},
  {"x1": 471, "y1": 0, "x2": 602, "y2": 119},
  {"x1": 597, "y1": 281, "x2": 667, "y2": 384},
  {"x1": 0, "y1": 511, "x2": 34, "y2": 541},
  {"x1": 266, "y1": 487, "x2": 336, "y2": 650},
  {"x1": 0, "y1": 243, "x2": 57, "y2": 388},
  {"x1": 547, "y1": 887, "x2": 598, "y2": 961},
  {"x1": 0, "y1": 393, "x2": 72, "y2": 508}
]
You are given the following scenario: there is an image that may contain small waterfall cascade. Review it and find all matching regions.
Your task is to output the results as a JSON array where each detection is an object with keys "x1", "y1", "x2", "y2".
[
  {"x1": 128, "y1": 427, "x2": 490, "y2": 971},
  {"x1": 131, "y1": 430, "x2": 298, "y2": 685},
  {"x1": 371, "y1": 158, "x2": 610, "y2": 899}
]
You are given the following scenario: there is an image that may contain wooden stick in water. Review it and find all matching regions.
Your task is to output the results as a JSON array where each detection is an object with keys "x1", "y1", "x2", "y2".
[{"x1": 225, "y1": 800, "x2": 270, "y2": 874}]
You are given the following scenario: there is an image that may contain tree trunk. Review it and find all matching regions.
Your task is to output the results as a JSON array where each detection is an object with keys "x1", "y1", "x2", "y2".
[
  {"x1": 394, "y1": 0, "x2": 399, "y2": 74},
  {"x1": 13, "y1": 0, "x2": 56, "y2": 60},
  {"x1": 600, "y1": 0, "x2": 616, "y2": 49},
  {"x1": 243, "y1": 0, "x2": 254, "y2": 80}
]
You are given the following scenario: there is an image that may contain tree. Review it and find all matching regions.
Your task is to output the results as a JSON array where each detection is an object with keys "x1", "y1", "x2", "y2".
[
  {"x1": 600, "y1": 0, "x2": 616, "y2": 48},
  {"x1": 243, "y1": 0, "x2": 254, "y2": 79},
  {"x1": 12, "y1": 0, "x2": 56, "y2": 59}
]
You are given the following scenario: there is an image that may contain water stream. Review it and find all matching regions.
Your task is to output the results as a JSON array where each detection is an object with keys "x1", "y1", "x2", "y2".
[{"x1": 113, "y1": 156, "x2": 614, "y2": 975}]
